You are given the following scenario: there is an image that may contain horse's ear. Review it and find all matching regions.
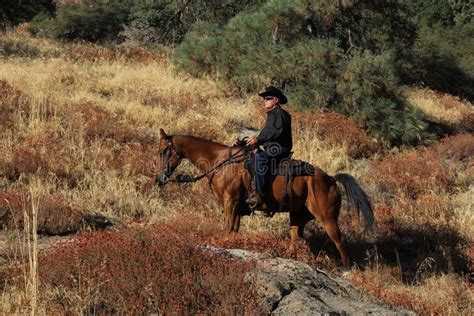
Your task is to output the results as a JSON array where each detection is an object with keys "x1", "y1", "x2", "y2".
[{"x1": 159, "y1": 128, "x2": 168, "y2": 139}]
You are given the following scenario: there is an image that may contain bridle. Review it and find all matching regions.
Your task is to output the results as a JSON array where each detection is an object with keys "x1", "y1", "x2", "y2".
[
  {"x1": 158, "y1": 136, "x2": 182, "y2": 184},
  {"x1": 156, "y1": 136, "x2": 248, "y2": 186}
]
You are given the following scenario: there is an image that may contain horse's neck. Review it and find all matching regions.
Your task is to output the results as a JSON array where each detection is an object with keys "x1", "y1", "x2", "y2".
[{"x1": 174, "y1": 135, "x2": 228, "y2": 172}]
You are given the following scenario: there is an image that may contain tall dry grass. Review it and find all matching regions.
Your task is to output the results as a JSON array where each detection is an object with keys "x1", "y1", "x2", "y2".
[
  {"x1": 405, "y1": 87, "x2": 473, "y2": 132},
  {"x1": 0, "y1": 30, "x2": 472, "y2": 314},
  {"x1": 1, "y1": 179, "x2": 42, "y2": 314}
]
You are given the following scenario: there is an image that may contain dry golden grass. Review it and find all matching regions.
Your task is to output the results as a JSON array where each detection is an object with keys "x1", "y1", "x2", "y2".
[
  {"x1": 405, "y1": 87, "x2": 474, "y2": 129},
  {"x1": 0, "y1": 31, "x2": 472, "y2": 314}
]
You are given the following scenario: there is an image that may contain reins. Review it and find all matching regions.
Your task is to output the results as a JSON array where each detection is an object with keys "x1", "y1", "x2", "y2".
[{"x1": 166, "y1": 144, "x2": 248, "y2": 185}]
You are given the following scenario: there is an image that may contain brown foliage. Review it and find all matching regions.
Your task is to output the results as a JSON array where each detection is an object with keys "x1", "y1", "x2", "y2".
[
  {"x1": 0, "y1": 100, "x2": 159, "y2": 182},
  {"x1": 426, "y1": 90, "x2": 473, "y2": 133},
  {"x1": 434, "y1": 133, "x2": 474, "y2": 163},
  {"x1": 66, "y1": 101, "x2": 154, "y2": 145},
  {"x1": 371, "y1": 148, "x2": 453, "y2": 199},
  {"x1": 163, "y1": 210, "x2": 321, "y2": 267},
  {"x1": 205, "y1": 232, "x2": 319, "y2": 266},
  {"x1": 183, "y1": 120, "x2": 222, "y2": 141},
  {"x1": 0, "y1": 80, "x2": 29, "y2": 130},
  {"x1": 292, "y1": 111, "x2": 379, "y2": 158},
  {"x1": 0, "y1": 191, "x2": 86, "y2": 235},
  {"x1": 371, "y1": 134, "x2": 473, "y2": 200},
  {"x1": 2, "y1": 132, "x2": 84, "y2": 183},
  {"x1": 456, "y1": 110, "x2": 474, "y2": 132},
  {"x1": 106, "y1": 143, "x2": 160, "y2": 178},
  {"x1": 432, "y1": 91, "x2": 469, "y2": 111},
  {"x1": 5, "y1": 224, "x2": 261, "y2": 314},
  {"x1": 347, "y1": 270, "x2": 472, "y2": 315}
]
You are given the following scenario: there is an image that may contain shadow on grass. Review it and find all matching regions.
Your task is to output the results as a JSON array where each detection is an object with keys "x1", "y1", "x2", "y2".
[{"x1": 303, "y1": 221, "x2": 471, "y2": 284}]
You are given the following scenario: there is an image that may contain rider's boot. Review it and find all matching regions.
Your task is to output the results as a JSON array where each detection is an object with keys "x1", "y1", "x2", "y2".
[{"x1": 245, "y1": 191, "x2": 265, "y2": 209}]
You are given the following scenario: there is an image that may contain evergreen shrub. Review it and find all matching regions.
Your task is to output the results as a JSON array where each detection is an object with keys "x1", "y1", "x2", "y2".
[
  {"x1": 174, "y1": 0, "x2": 433, "y2": 146},
  {"x1": 33, "y1": 2, "x2": 132, "y2": 43}
]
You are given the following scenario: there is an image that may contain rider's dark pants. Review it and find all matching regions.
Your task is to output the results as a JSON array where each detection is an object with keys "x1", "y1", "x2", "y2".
[{"x1": 255, "y1": 150, "x2": 288, "y2": 197}]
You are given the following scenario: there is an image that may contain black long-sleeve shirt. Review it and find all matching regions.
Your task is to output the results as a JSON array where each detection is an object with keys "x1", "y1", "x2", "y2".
[{"x1": 256, "y1": 106, "x2": 292, "y2": 156}]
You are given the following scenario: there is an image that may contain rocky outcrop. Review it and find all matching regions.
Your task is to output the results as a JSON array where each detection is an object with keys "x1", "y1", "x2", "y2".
[{"x1": 203, "y1": 246, "x2": 415, "y2": 315}]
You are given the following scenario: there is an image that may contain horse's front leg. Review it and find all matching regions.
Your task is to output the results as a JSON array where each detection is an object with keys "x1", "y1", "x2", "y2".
[
  {"x1": 231, "y1": 210, "x2": 240, "y2": 232},
  {"x1": 222, "y1": 195, "x2": 236, "y2": 232},
  {"x1": 223, "y1": 195, "x2": 241, "y2": 233}
]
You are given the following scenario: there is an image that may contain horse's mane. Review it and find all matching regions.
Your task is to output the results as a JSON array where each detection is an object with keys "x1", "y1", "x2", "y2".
[{"x1": 177, "y1": 134, "x2": 228, "y2": 149}]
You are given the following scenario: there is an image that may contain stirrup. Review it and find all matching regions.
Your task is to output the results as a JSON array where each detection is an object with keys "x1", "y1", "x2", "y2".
[{"x1": 245, "y1": 198, "x2": 258, "y2": 208}]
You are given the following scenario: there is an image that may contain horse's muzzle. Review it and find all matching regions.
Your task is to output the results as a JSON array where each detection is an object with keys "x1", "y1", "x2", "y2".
[{"x1": 155, "y1": 174, "x2": 169, "y2": 187}]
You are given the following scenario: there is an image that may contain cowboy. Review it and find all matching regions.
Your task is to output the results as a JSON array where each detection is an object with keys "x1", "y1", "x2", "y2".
[{"x1": 245, "y1": 86, "x2": 292, "y2": 208}]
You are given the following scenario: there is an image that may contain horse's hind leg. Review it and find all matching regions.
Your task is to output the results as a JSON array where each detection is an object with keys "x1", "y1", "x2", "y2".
[
  {"x1": 322, "y1": 215, "x2": 349, "y2": 268},
  {"x1": 307, "y1": 178, "x2": 349, "y2": 268},
  {"x1": 288, "y1": 207, "x2": 314, "y2": 257}
]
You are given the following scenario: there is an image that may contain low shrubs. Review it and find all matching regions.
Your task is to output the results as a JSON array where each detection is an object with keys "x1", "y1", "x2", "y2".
[
  {"x1": 5, "y1": 224, "x2": 261, "y2": 314},
  {"x1": 434, "y1": 133, "x2": 474, "y2": 163},
  {"x1": 371, "y1": 133, "x2": 474, "y2": 200},
  {"x1": 0, "y1": 36, "x2": 41, "y2": 58},
  {"x1": 347, "y1": 271, "x2": 472, "y2": 315},
  {"x1": 0, "y1": 191, "x2": 87, "y2": 235},
  {"x1": 205, "y1": 231, "x2": 320, "y2": 267},
  {"x1": 1, "y1": 98, "x2": 159, "y2": 183},
  {"x1": 66, "y1": 101, "x2": 154, "y2": 145},
  {"x1": 371, "y1": 148, "x2": 453, "y2": 199},
  {"x1": 293, "y1": 111, "x2": 379, "y2": 158},
  {"x1": 0, "y1": 80, "x2": 29, "y2": 130},
  {"x1": 164, "y1": 212, "x2": 324, "y2": 269},
  {"x1": 1, "y1": 132, "x2": 86, "y2": 183}
]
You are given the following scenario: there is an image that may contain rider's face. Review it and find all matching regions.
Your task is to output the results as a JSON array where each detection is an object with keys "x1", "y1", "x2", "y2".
[{"x1": 263, "y1": 96, "x2": 279, "y2": 110}]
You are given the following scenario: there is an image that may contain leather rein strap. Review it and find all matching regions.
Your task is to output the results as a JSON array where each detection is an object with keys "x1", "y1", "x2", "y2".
[{"x1": 165, "y1": 142, "x2": 247, "y2": 186}]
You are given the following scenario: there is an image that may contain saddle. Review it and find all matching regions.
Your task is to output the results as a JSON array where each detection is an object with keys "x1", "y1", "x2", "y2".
[{"x1": 244, "y1": 150, "x2": 317, "y2": 215}]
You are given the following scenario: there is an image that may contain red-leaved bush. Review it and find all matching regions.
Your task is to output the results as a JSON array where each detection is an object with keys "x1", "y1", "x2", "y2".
[
  {"x1": 371, "y1": 134, "x2": 474, "y2": 200},
  {"x1": 5, "y1": 223, "x2": 261, "y2": 314},
  {"x1": 163, "y1": 211, "x2": 327, "y2": 269},
  {"x1": 3, "y1": 136, "x2": 84, "y2": 183},
  {"x1": 434, "y1": 133, "x2": 474, "y2": 163},
  {"x1": 0, "y1": 80, "x2": 29, "y2": 130},
  {"x1": 292, "y1": 111, "x2": 379, "y2": 158},
  {"x1": 0, "y1": 191, "x2": 88, "y2": 235},
  {"x1": 65, "y1": 101, "x2": 154, "y2": 145},
  {"x1": 371, "y1": 148, "x2": 453, "y2": 199}
]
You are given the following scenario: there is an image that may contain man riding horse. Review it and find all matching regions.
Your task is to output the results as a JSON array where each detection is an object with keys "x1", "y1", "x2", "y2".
[
  {"x1": 155, "y1": 85, "x2": 375, "y2": 268},
  {"x1": 241, "y1": 86, "x2": 292, "y2": 209}
]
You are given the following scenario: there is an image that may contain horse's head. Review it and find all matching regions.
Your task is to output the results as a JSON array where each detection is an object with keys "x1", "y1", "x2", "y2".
[{"x1": 155, "y1": 129, "x2": 182, "y2": 187}]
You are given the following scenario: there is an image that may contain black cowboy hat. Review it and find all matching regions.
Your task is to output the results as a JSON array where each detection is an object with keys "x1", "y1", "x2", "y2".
[{"x1": 258, "y1": 86, "x2": 288, "y2": 104}]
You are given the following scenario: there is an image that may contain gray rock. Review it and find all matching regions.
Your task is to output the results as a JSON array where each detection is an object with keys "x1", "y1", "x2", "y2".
[{"x1": 201, "y1": 246, "x2": 416, "y2": 315}]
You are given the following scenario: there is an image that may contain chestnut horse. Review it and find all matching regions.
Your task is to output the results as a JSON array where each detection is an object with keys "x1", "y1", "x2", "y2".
[{"x1": 155, "y1": 129, "x2": 375, "y2": 267}]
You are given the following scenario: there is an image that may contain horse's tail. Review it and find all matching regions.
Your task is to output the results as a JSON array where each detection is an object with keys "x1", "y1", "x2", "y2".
[{"x1": 334, "y1": 173, "x2": 375, "y2": 229}]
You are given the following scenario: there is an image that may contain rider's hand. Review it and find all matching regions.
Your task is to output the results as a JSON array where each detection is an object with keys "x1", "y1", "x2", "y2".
[
  {"x1": 231, "y1": 140, "x2": 239, "y2": 146},
  {"x1": 246, "y1": 135, "x2": 257, "y2": 146}
]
